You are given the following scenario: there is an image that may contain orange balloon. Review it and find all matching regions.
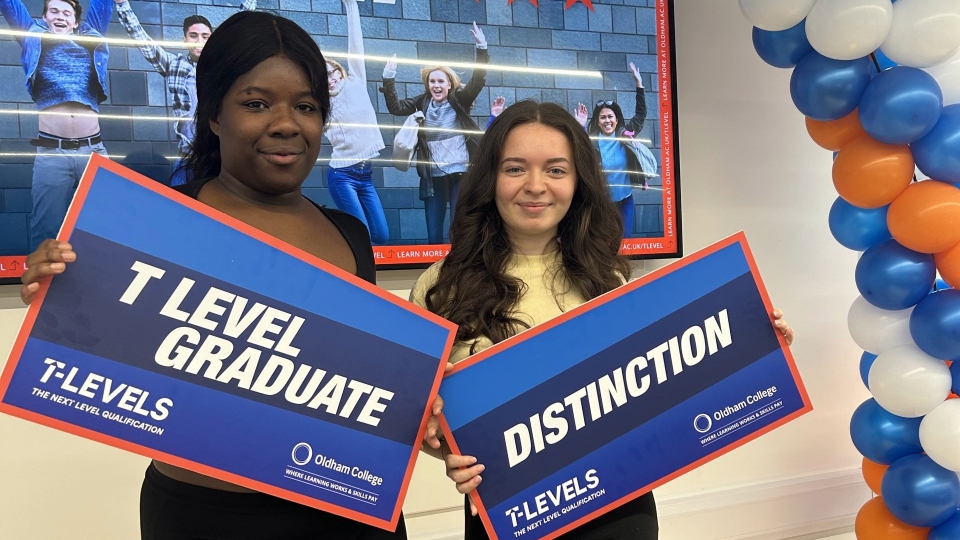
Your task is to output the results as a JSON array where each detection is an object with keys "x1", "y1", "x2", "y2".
[
  {"x1": 936, "y1": 240, "x2": 960, "y2": 288},
  {"x1": 862, "y1": 458, "x2": 888, "y2": 495},
  {"x1": 855, "y1": 497, "x2": 929, "y2": 539},
  {"x1": 833, "y1": 136, "x2": 914, "y2": 209},
  {"x1": 888, "y1": 180, "x2": 960, "y2": 253},
  {"x1": 807, "y1": 110, "x2": 866, "y2": 151}
]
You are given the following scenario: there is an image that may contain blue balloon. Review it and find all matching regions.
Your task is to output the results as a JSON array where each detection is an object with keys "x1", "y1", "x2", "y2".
[
  {"x1": 752, "y1": 20, "x2": 813, "y2": 69},
  {"x1": 849, "y1": 398, "x2": 923, "y2": 464},
  {"x1": 881, "y1": 454, "x2": 960, "y2": 527},
  {"x1": 855, "y1": 239, "x2": 936, "y2": 310},
  {"x1": 951, "y1": 360, "x2": 959, "y2": 395},
  {"x1": 934, "y1": 278, "x2": 953, "y2": 292},
  {"x1": 873, "y1": 48, "x2": 898, "y2": 71},
  {"x1": 859, "y1": 67, "x2": 943, "y2": 145},
  {"x1": 930, "y1": 511, "x2": 960, "y2": 540},
  {"x1": 913, "y1": 104, "x2": 960, "y2": 183},
  {"x1": 790, "y1": 52, "x2": 872, "y2": 121},
  {"x1": 828, "y1": 197, "x2": 891, "y2": 251},
  {"x1": 860, "y1": 351, "x2": 878, "y2": 389},
  {"x1": 910, "y1": 289, "x2": 960, "y2": 360}
]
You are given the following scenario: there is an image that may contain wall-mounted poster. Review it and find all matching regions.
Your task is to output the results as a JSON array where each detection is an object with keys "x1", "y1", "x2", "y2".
[{"x1": 0, "y1": 0, "x2": 680, "y2": 276}]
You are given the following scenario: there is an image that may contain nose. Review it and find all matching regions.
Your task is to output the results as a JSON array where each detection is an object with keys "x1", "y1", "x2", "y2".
[
  {"x1": 523, "y1": 171, "x2": 547, "y2": 194},
  {"x1": 269, "y1": 107, "x2": 301, "y2": 138}
]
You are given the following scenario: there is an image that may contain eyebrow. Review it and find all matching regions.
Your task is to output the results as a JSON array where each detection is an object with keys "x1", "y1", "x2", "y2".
[
  {"x1": 501, "y1": 157, "x2": 571, "y2": 164},
  {"x1": 239, "y1": 86, "x2": 314, "y2": 98}
]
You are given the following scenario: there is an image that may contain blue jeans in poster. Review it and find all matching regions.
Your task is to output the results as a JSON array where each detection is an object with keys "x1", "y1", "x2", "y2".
[
  {"x1": 29, "y1": 142, "x2": 108, "y2": 251},
  {"x1": 327, "y1": 161, "x2": 389, "y2": 245},
  {"x1": 169, "y1": 158, "x2": 192, "y2": 187},
  {"x1": 424, "y1": 173, "x2": 462, "y2": 245},
  {"x1": 618, "y1": 193, "x2": 636, "y2": 238}
]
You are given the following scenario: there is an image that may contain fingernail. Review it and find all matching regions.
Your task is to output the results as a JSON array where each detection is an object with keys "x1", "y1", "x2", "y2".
[
  {"x1": 478, "y1": 465, "x2": 485, "y2": 472},
  {"x1": 51, "y1": 263, "x2": 65, "y2": 271}
]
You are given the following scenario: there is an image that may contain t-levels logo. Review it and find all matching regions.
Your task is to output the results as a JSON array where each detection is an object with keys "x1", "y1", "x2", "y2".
[
  {"x1": 504, "y1": 469, "x2": 600, "y2": 527},
  {"x1": 40, "y1": 358, "x2": 173, "y2": 420}
]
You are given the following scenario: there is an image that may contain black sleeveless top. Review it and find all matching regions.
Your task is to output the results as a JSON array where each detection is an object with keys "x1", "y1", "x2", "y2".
[{"x1": 174, "y1": 178, "x2": 377, "y2": 284}]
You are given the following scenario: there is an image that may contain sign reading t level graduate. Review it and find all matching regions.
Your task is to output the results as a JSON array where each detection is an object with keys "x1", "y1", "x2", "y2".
[
  {"x1": 439, "y1": 233, "x2": 811, "y2": 540},
  {"x1": 0, "y1": 155, "x2": 456, "y2": 532}
]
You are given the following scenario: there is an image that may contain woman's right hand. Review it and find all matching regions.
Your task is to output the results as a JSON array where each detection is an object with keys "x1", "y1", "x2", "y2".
[
  {"x1": 20, "y1": 240, "x2": 75, "y2": 305},
  {"x1": 445, "y1": 451, "x2": 484, "y2": 515},
  {"x1": 384, "y1": 54, "x2": 398, "y2": 75},
  {"x1": 574, "y1": 102, "x2": 588, "y2": 127}
]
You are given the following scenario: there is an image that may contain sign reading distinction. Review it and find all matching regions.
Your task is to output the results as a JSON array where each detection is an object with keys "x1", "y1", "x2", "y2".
[
  {"x1": 0, "y1": 154, "x2": 456, "y2": 531},
  {"x1": 438, "y1": 233, "x2": 812, "y2": 540}
]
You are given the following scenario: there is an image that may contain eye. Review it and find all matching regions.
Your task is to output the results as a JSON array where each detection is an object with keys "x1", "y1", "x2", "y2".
[
  {"x1": 547, "y1": 167, "x2": 568, "y2": 176},
  {"x1": 296, "y1": 103, "x2": 318, "y2": 113},
  {"x1": 243, "y1": 101, "x2": 267, "y2": 110},
  {"x1": 503, "y1": 166, "x2": 523, "y2": 174}
]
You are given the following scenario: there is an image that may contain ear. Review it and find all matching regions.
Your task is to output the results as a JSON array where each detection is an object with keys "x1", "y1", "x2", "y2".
[{"x1": 209, "y1": 115, "x2": 221, "y2": 137}]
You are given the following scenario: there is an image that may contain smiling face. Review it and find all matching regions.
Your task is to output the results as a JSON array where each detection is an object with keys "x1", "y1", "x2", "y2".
[
  {"x1": 42, "y1": 0, "x2": 78, "y2": 35},
  {"x1": 495, "y1": 122, "x2": 577, "y2": 254},
  {"x1": 598, "y1": 107, "x2": 618, "y2": 136},
  {"x1": 184, "y1": 23, "x2": 212, "y2": 62},
  {"x1": 427, "y1": 70, "x2": 452, "y2": 103},
  {"x1": 209, "y1": 55, "x2": 323, "y2": 195},
  {"x1": 326, "y1": 62, "x2": 344, "y2": 96}
]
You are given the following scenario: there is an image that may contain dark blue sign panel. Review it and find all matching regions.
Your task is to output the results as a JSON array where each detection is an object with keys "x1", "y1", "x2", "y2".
[
  {"x1": 0, "y1": 154, "x2": 456, "y2": 531},
  {"x1": 439, "y1": 233, "x2": 811, "y2": 540}
]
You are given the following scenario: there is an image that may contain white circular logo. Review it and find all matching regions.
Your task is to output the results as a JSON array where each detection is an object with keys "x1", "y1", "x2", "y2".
[
  {"x1": 291, "y1": 442, "x2": 312, "y2": 466},
  {"x1": 694, "y1": 414, "x2": 712, "y2": 433}
]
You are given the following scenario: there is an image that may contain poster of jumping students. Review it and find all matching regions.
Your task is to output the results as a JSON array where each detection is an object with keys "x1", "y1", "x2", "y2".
[{"x1": 0, "y1": 0, "x2": 680, "y2": 275}]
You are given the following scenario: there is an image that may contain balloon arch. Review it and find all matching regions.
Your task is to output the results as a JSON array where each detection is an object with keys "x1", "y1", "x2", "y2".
[{"x1": 740, "y1": 0, "x2": 960, "y2": 538}]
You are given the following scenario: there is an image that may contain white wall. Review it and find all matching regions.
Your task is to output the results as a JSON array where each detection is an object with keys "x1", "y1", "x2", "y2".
[{"x1": 0, "y1": 1, "x2": 873, "y2": 537}]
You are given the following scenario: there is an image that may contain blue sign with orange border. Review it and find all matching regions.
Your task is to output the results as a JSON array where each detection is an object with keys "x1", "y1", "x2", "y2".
[
  {"x1": 0, "y1": 154, "x2": 457, "y2": 531},
  {"x1": 438, "y1": 233, "x2": 812, "y2": 540}
]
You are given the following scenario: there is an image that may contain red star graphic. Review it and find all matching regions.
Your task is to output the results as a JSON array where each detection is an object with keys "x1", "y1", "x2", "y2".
[
  {"x1": 564, "y1": 0, "x2": 593, "y2": 10},
  {"x1": 507, "y1": 0, "x2": 538, "y2": 7}
]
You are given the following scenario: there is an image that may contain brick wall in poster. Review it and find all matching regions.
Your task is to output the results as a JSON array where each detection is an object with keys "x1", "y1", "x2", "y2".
[{"x1": 0, "y1": 0, "x2": 663, "y2": 254}]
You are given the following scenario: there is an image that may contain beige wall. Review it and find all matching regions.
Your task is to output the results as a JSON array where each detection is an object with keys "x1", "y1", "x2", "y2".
[{"x1": 0, "y1": 0, "x2": 871, "y2": 537}]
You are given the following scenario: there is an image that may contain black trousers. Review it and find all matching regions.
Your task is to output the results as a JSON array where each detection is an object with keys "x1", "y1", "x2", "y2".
[
  {"x1": 140, "y1": 463, "x2": 408, "y2": 540},
  {"x1": 464, "y1": 492, "x2": 657, "y2": 540}
]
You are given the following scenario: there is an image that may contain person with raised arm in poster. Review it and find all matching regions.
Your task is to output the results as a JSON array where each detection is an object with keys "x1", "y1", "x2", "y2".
[
  {"x1": 575, "y1": 62, "x2": 658, "y2": 239},
  {"x1": 1, "y1": 0, "x2": 111, "y2": 251},
  {"x1": 380, "y1": 23, "x2": 488, "y2": 245},
  {"x1": 325, "y1": 0, "x2": 388, "y2": 245},
  {"x1": 115, "y1": 0, "x2": 257, "y2": 187}
]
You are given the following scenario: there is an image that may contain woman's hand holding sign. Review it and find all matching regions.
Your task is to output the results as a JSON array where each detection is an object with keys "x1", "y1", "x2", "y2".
[
  {"x1": 772, "y1": 308, "x2": 794, "y2": 346},
  {"x1": 423, "y1": 360, "x2": 483, "y2": 515},
  {"x1": 20, "y1": 240, "x2": 76, "y2": 305}
]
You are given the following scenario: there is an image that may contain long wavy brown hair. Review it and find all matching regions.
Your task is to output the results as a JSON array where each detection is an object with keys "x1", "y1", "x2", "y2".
[{"x1": 424, "y1": 100, "x2": 630, "y2": 349}]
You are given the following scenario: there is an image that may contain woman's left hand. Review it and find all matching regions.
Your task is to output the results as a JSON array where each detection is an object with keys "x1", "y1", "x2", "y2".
[
  {"x1": 423, "y1": 362, "x2": 455, "y2": 450},
  {"x1": 470, "y1": 22, "x2": 486, "y2": 47},
  {"x1": 772, "y1": 308, "x2": 794, "y2": 346},
  {"x1": 629, "y1": 62, "x2": 643, "y2": 88}
]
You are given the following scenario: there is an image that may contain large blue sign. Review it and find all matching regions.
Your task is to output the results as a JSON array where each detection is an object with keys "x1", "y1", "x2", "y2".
[
  {"x1": 439, "y1": 233, "x2": 811, "y2": 540},
  {"x1": 0, "y1": 154, "x2": 456, "y2": 531}
]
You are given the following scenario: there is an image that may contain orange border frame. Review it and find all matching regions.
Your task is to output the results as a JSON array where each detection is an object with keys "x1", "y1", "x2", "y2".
[
  {"x1": 438, "y1": 231, "x2": 813, "y2": 540},
  {"x1": 0, "y1": 153, "x2": 458, "y2": 531}
]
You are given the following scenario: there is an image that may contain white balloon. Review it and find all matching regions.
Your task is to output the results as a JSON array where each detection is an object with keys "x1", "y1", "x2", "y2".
[
  {"x1": 739, "y1": 0, "x2": 817, "y2": 31},
  {"x1": 881, "y1": 0, "x2": 960, "y2": 68},
  {"x1": 847, "y1": 296, "x2": 914, "y2": 353},
  {"x1": 920, "y1": 399, "x2": 960, "y2": 472},
  {"x1": 805, "y1": 0, "x2": 894, "y2": 60},
  {"x1": 868, "y1": 344, "x2": 952, "y2": 417},
  {"x1": 925, "y1": 47, "x2": 960, "y2": 106}
]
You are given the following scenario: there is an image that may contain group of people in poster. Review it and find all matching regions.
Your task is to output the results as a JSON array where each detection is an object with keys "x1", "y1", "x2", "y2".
[{"x1": 1, "y1": 0, "x2": 659, "y2": 249}]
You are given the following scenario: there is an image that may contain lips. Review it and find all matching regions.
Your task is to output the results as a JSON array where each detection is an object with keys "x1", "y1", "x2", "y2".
[
  {"x1": 260, "y1": 148, "x2": 303, "y2": 166},
  {"x1": 518, "y1": 202, "x2": 550, "y2": 214}
]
